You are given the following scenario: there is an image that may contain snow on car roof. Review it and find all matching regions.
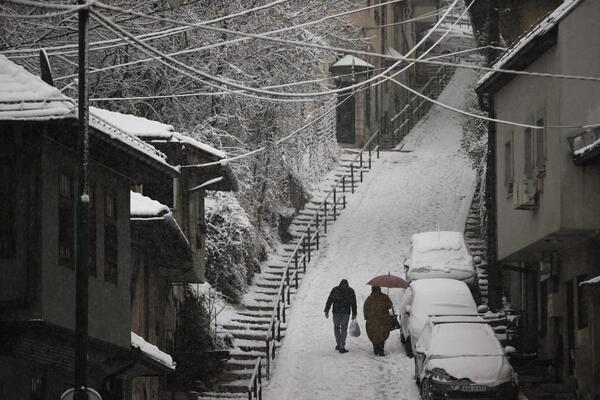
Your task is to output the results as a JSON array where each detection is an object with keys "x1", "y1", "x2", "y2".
[
  {"x1": 90, "y1": 106, "x2": 226, "y2": 159},
  {"x1": 412, "y1": 231, "x2": 464, "y2": 252},
  {"x1": 429, "y1": 322, "x2": 503, "y2": 357},
  {"x1": 411, "y1": 279, "x2": 477, "y2": 315},
  {"x1": 0, "y1": 55, "x2": 75, "y2": 120},
  {"x1": 410, "y1": 231, "x2": 474, "y2": 273},
  {"x1": 428, "y1": 315, "x2": 484, "y2": 324}
]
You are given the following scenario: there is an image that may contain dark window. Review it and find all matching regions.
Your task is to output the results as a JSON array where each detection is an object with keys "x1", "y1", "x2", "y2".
[
  {"x1": 536, "y1": 118, "x2": 546, "y2": 172},
  {"x1": 89, "y1": 183, "x2": 97, "y2": 277},
  {"x1": 104, "y1": 190, "x2": 118, "y2": 284},
  {"x1": 524, "y1": 128, "x2": 534, "y2": 179},
  {"x1": 0, "y1": 156, "x2": 16, "y2": 258},
  {"x1": 540, "y1": 279, "x2": 548, "y2": 336},
  {"x1": 30, "y1": 375, "x2": 45, "y2": 400},
  {"x1": 59, "y1": 173, "x2": 75, "y2": 268},
  {"x1": 577, "y1": 275, "x2": 588, "y2": 329},
  {"x1": 505, "y1": 139, "x2": 513, "y2": 195}
]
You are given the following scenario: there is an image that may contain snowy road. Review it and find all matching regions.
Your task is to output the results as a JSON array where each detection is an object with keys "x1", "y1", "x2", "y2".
[{"x1": 263, "y1": 69, "x2": 477, "y2": 400}]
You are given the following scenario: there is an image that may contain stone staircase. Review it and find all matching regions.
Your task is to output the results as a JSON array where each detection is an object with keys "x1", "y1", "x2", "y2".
[
  {"x1": 463, "y1": 176, "x2": 488, "y2": 305},
  {"x1": 197, "y1": 149, "x2": 374, "y2": 399}
]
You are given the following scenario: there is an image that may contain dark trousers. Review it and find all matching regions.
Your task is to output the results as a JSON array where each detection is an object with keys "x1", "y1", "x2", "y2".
[
  {"x1": 372, "y1": 341, "x2": 385, "y2": 355},
  {"x1": 332, "y1": 313, "x2": 350, "y2": 349}
]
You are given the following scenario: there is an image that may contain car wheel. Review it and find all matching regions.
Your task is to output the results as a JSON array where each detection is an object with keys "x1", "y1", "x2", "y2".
[
  {"x1": 404, "y1": 337, "x2": 414, "y2": 358},
  {"x1": 414, "y1": 358, "x2": 420, "y2": 385},
  {"x1": 420, "y1": 379, "x2": 434, "y2": 400}
]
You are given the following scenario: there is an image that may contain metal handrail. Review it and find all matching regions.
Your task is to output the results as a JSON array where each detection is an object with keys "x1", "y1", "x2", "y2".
[
  {"x1": 247, "y1": 131, "x2": 385, "y2": 397},
  {"x1": 247, "y1": 357, "x2": 262, "y2": 400}
]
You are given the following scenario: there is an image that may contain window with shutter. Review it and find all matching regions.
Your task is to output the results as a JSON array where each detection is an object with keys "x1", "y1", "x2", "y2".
[
  {"x1": 505, "y1": 139, "x2": 513, "y2": 195},
  {"x1": 104, "y1": 190, "x2": 118, "y2": 284},
  {"x1": 59, "y1": 173, "x2": 74, "y2": 269},
  {"x1": 536, "y1": 118, "x2": 546, "y2": 173},
  {"x1": 524, "y1": 128, "x2": 534, "y2": 179}
]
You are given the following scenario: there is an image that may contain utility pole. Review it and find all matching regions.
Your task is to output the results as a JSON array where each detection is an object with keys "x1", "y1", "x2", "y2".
[
  {"x1": 75, "y1": 0, "x2": 90, "y2": 398},
  {"x1": 485, "y1": 0, "x2": 501, "y2": 311}
]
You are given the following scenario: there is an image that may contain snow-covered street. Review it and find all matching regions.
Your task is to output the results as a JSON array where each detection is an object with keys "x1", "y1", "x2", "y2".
[{"x1": 263, "y1": 69, "x2": 477, "y2": 400}]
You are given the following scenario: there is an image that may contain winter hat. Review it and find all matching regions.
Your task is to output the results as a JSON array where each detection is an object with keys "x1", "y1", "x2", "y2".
[{"x1": 371, "y1": 286, "x2": 381, "y2": 293}]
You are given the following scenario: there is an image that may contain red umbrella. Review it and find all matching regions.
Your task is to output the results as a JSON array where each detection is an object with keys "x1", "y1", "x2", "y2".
[{"x1": 367, "y1": 273, "x2": 409, "y2": 288}]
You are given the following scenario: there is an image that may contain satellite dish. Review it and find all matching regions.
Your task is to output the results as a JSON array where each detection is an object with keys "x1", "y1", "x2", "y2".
[{"x1": 60, "y1": 388, "x2": 102, "y2": 400}]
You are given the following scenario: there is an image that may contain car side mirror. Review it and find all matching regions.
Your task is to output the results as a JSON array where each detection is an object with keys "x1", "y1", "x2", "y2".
[
  {"x1": 403, "y1": 258, "x2": 410, "y2": 268},
  {"x1": 405, "y1": 305, "x2": 412, "y2": 315},
  {"x1": 477, "y1": 305, "x2": 489, "y2": 314},
  {"x1": 504, "y1": 346, "x2": 516, "y2": 355},
  {"x1": 473, "y1": 256, "x2": 482, "y2": 265}
]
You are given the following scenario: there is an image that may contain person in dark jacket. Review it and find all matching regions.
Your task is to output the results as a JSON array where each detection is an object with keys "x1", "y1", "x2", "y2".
[
  {"x1": 324, "y1": 279, "x2": 357, "y2": 353},
  {"x1": 363, "y1": 286, "x2": 393, "y2": 356}
]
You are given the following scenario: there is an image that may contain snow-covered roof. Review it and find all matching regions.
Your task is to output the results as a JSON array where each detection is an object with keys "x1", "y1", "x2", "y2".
[
  {"x1": 580, "y1": 275, "x2": 600, "y2": 286},
  {"x1": 0, "y1": 54, "x2": 75, "y2": 120},
  {"x1": 131, "y1": 332, "x2": 176, "y2": 370},
  {"x1": 574, "y1": 136, "x2": 600, "y2": 157},
  {"x1": 332, "y1": 55, "x2": 374, "y2": 69},
  {"x1": 477, "y1": 0, "x2": 582, "y2": 90},
  {"x1": 89, "y1": 109, "x2": 174, "y2": 169},
  {"x1": 90, "y1": 107, "x2": 226, "y2": 159},
  {"x1": 130, "y1": 191, "x2": 170, "y2": 218}
]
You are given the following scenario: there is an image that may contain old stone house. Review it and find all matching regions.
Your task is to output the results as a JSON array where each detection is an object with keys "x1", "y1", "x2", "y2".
[
  {"x1": 0, "y1": 56, "x2": 178, "y2": 400},
  {"x1": 476, "y1": 1, "x2": 600, "y2": 399},
  {"x1": 332, "y1": 0, "x2": 421, "y2": 147},
  {"x1": 88, "y1": 108, "x2": 237, "y2": 399}
]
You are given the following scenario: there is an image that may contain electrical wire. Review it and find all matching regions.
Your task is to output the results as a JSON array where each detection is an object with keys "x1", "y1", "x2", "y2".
[
  {"x1": 84, "y1": 1, "x2": 600, "y2": 85},
  {"x1": 86, "y1": 0, "x2": 460, "y2": 99},
  {"x1": 0, "y1": 5, "x2": 84, "y2": 18},
  {"x1": 2, "y1": 0, "x2": 87, "y2": 10},
  {"x1": 50, "y1": 0, "x2": 406, "y2": 81},
  {"x1": 112, "y1": 1, "x2": 463, "y2": 167},
  {"x1": 2, "y1": 0, "x2": 402, "y2": 57},
  {"x1": 2, "y1": 0, "x2": 292, "y2": 55},
  {"x1": 363, "y1": 7, "x2": 445, "y2": 29},
  {"x1": 385, "y1": 74, "x2": 600, "y2": 130}
]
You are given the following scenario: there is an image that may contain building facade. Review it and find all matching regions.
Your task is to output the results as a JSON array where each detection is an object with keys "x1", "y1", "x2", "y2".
[{"x1": 476, "y1": 1, "x2": 600, "y2": 398}]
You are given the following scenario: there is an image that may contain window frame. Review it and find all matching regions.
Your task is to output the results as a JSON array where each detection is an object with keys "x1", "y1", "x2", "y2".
[
  {"x1": 58, "y1": 172, "x2": 75, "y2": 269},
  {"x1": 504, "y1": 136, "x2": 514, "y2": 196},
  {"x1": 104, "y1": 189, "x2": 118, "y2": 285},
  {"x1": 0, "y1": 155, "x2": 16, "y2": 259}
]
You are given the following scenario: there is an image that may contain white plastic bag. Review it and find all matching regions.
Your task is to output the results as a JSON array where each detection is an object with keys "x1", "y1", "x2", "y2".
[{"x1": 349, "y1": 319, "x2": 361, "y2": 337}]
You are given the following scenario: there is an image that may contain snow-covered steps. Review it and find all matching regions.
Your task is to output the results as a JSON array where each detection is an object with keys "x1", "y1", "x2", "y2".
[{"x1": 203, "y1": 148, "x2": 381, "y2": 397}]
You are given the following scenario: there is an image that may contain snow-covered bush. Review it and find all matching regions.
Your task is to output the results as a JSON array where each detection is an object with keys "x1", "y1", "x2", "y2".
[
  {"x1": 173, "y1": 286, "x2": 225, "y2": 391},
  {"x1": 204, "y1": 191, "x2": 261, "y2": 303},
  {"x1": 460, "y1": 82, "x2": 488, "y2": 170}
]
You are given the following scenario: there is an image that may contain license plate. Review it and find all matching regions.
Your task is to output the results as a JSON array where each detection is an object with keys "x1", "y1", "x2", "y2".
[{"x1": 462, "y1": 385, "x2": 488, "y2": 392}]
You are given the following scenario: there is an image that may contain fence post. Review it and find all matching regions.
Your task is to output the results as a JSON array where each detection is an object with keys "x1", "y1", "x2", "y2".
[
  {"x1": 376, "y1": 132, "x2": 380, "y2": 159},
  {"x1": 342, "y1": 176, "x2": 346, "y2": 193},
  {"x1": 315, "y1": 214, "x2": 320, "y2": 250},
  {"x1": 324, "y1": 202, "x2": 328, "y2": 233},
  {"x1": 360, "y1": 168, "x2": 363, "y2": 183},
  {"x1": 294, "y1": 251, "x2": 298, "y2": 271},
  {"x1": 368, "y1": 142, "x2": 372, "y2": 162},
  {"x1": 350, "y1": 164, "x2": 354, "y2": 193},
  {"x1": 307, "y1": 225, "x2": 311, "y2": 263},
  {"x1": 294, "y1": 269, "x2": 298, "y2": 289},
  {"x1": 360, "y1": 152, "x2": 363, "y2": 169},
  {"x1": 332, "y1": 189, "x2": 337, "y2": 221},
  {"x1": 343, "y1": 194, "x2": 346, "y2": 209}
]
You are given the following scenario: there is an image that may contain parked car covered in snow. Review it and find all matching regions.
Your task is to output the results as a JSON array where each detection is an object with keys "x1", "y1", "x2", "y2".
[
  {"x1": 399, "y1": 279, "x2": 482, "y2": 357},
  {"x1": 414, "y1": 315, "x2": 518, "y2": 400},
  {"x1": 403, "y1": 231, "x2": 478, "y2": 286}
]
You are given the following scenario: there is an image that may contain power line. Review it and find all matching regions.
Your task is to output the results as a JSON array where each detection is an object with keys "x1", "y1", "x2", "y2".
[
  {"x1": 385, "y1": 74, "x2": 600, "y2": 130},
  {"x1": 363, "y1": 7, "x2": 445, "y2": 29},
  {"x1": 85, "y1": 0, "x2": 460, "y2": 100},
  {"x1": 103, "y1": 1, "x2": 463, "y2": 167},
  {"x1": 50, "y1": 0, "x2": 406, "y2": 81},
  {"x1": 1, "y1": 0, "x2": 292, "y2": 55},
  {"x1": 0, "y1": 4, "x2": 83, "y2": 18},
  {"x1": 87, "y1": 1, "x2": 600, "y2": 85}
]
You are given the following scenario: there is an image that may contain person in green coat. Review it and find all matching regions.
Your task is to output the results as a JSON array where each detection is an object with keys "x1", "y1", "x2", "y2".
[{"x1": 363, "y1": 286, "x2": 393, "y2": 356}]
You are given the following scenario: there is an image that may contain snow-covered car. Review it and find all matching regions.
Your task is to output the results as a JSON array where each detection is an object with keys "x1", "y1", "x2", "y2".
[
  {"x1": 403, "y1": 231, "x2": 478, "y2": 286},
  {"x1": 399, "y1": 279, "x2": 478, "y2": 357},
  {"x1": 414, "y1": 316, "x2": 519, "y2": 400}
]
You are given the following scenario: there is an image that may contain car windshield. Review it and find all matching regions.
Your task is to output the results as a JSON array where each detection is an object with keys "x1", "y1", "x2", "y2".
[{"x1": 429, "y1": 323, "x2": 503, "y2": 357}]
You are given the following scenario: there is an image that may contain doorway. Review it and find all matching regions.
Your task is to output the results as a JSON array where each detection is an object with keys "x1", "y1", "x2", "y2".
[{"x1": 336, "y1": 86, "x2": 355, "y2": 145}]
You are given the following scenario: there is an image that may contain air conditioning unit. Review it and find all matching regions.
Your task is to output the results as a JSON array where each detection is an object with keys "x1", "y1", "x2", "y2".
[{"x1": 513, "y1": 179, "x2": 537, "y2": 210}]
